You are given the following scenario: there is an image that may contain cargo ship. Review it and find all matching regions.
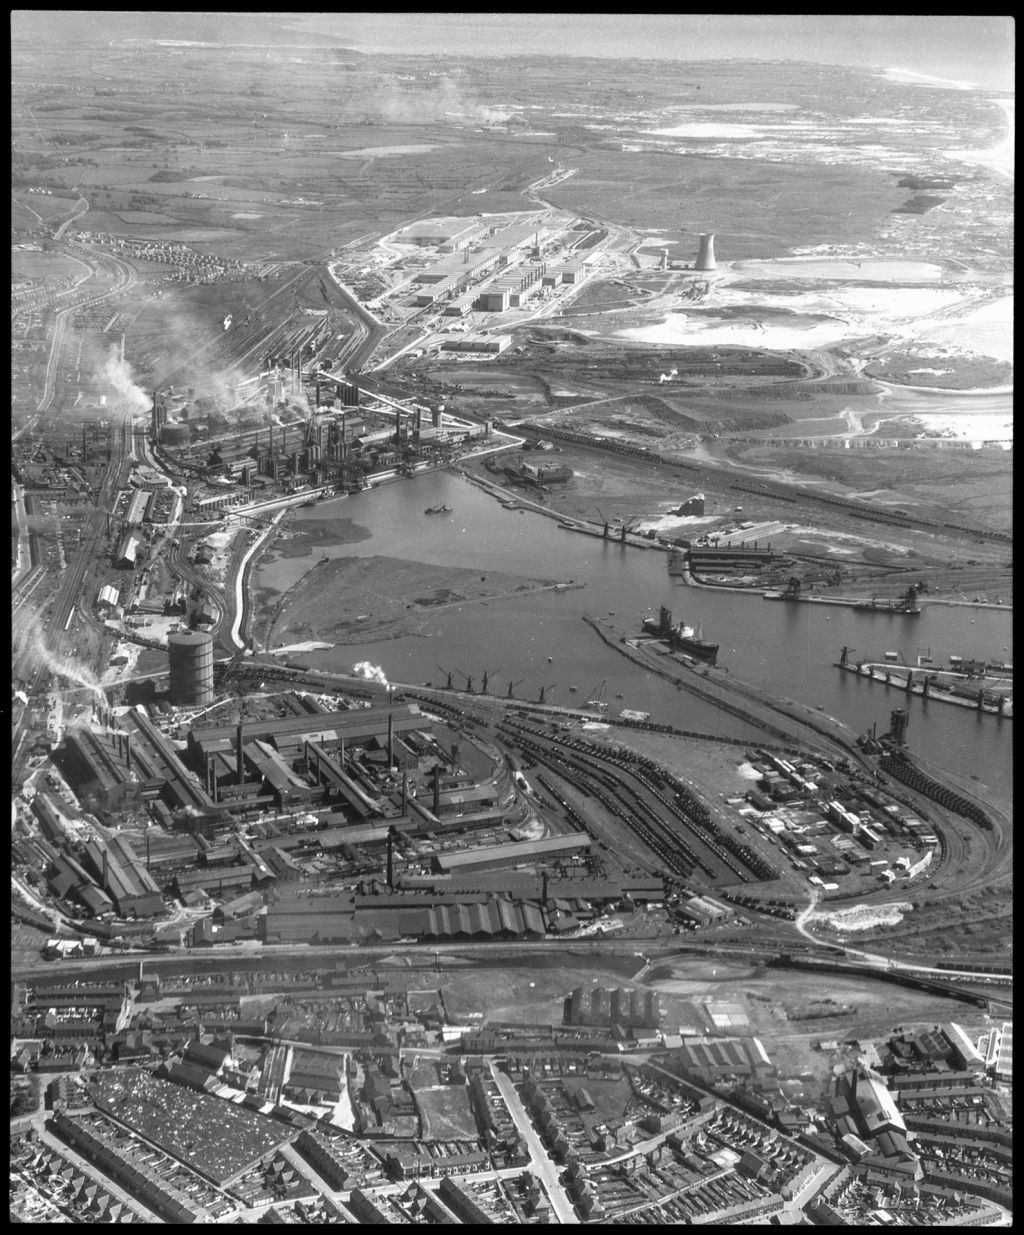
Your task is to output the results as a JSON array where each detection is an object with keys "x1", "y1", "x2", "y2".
[
  {"x1": 642, "y1": 606, "x2": 719, "y2": 664},
  {"x1": 425, "y1": 503, "x2": 452, "y2": 515}
]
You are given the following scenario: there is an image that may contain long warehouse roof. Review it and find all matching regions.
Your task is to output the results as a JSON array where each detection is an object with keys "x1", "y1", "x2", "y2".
[
  {"x1": 435, "y1": 832, "x2": 591, "y2": 871},
  {"x1": 189, "y1": 704, "x2": 425, "y2": 756}
]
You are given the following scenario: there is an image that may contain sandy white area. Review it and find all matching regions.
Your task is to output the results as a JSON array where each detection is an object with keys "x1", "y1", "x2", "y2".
[
  {"x1": 651, "y1": 122, "x2": 763, "y2": 138},
  {"x1": 676, "y1": 102, "x2": 801, "y2": 113},
  {"x1": 828, "y1": 287, "x2": 963, "y2": 316},
  {"x1": 808, "y1": 901, "x2": 913, "y2": 932},
  {"x1": 880, "y1": 68, "x2": 977, "y2": 90},
  {"x1": 618, "y1": 317, "x2": 858, "y2": 350},
  {"x1": 729, "y1": 258, "x2": 944, "y2": 281},
  {"x1": 232, "y1": 212, "x2": 263, "y2": 219},
  {"x1": 945, "y1": 98, "x2": 1014, "y2": 179},
  {"x1": 905, "y1": 415, "x2": 1013, "y2": 443},
  {"x1": 635, "y1": 513, "x2": 719, "y2": 534},
  {"x1": 271, "y1": 641, "x2": 335, "y2": 654},
  {"x1": 334, "y1": 144, "x2": 441, "y2": 157},
  {"x1": 912, "y1": 295, "x2": 1013, "y2": 363},
  {"x1": 735, "y1": 762, "x2": 762, "y2": 781}
]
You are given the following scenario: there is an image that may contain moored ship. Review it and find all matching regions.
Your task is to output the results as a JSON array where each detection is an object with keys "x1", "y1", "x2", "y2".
[
  {"x1": 425, "y1": 503, "x2": 453, "y2": 515},
  {"x1": 642, "y1": 605, "x2": 719, "y2": 663}
]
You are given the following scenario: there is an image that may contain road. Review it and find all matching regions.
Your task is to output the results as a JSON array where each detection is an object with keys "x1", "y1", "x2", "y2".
[{"x1": 489, "y1": 1062, "x2": 578, "y2": 1224}]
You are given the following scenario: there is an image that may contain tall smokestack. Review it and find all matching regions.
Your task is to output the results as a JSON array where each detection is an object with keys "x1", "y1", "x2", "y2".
[
  {"x1": 432, "y1": 765, "x2": 441, "y2": 815},
  {"x1": 102, "y1": 849, "x2": 109, "y2": 890},
  {"x1": 387, "y1": 713, "x2": 394, "y2": 767},
  {"x1": 401, "y1": 772, "x2": 408, "y2": 814},
  {"x1": 386, "y1": 829, "x2": 395, "y2": 889},
  {"x1": 124, "y1": 732, "x2": 131, "y2": 775},
  {"x1": 236, "y1": 722, "x2": 244, "y2": 785},
  {"x1": 695, "y1": 233, "x2": 716, "y2": 272},
  {"x1": 146, "y1": 828, "x2": 151, "y2": 872}
]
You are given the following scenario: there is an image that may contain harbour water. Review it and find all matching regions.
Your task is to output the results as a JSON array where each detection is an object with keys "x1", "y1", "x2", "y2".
[{"x1": 255, "y1": 472, "x2": 1013, "y2": 800}]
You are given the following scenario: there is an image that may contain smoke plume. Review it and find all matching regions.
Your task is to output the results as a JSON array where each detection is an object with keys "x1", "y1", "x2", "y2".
[
  {"x1": 351, "y1": 661, "x2": 389, "y2": 687},
  {"x1": 102, "y1": 345, "x2": 153, "y2": 412}
]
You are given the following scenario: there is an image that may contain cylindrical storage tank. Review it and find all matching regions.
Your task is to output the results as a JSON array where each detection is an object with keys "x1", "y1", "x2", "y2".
[
  {"x1": 695, "y1": 233, "x2": 716, "y2": 271},
  {"x1": 159, "y1": 423, "x2": 191, "y2": 447},
  {"x1": 167, "y1": 631, "x2": 215, "y2": 706}
]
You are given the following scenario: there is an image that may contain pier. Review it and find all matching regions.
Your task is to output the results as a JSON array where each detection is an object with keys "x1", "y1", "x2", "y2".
[{"x1": 835, "y1": 659, "x2": 1012, "y2": 717}]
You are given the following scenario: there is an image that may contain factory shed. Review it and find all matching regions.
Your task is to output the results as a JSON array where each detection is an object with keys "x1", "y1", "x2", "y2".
[
  {"x1": 432, "y1": 832, "x2": 591, "y2": 874},
  {"x1": 437, "y1": 784, "x2": 499, "y2": 812},
  {"x1": 425, "y1": 898, "x2": 545, "y2": 939},
  {"x1": 114, "y1": 534, "x2": 142, "y2": 568},
  {"x1": 188, "y1": 704, "x2": 425, "y2": 764},
  {"x1": 96, "y1": 584, "x2": 121, "y2": 612},
  {"x1": 854, "y1": 1072, "x2": 907, "y2": 1136},
  {"x1": 80, "y1": 836, "x2": 164, "y2": 918}
]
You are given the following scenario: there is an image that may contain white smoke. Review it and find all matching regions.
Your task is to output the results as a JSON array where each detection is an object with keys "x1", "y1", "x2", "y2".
[
  {"x1": 223, "y1": 315, "x2": 232, "y2": 332},
  {"x1": 351, "y1": 661, "x2": 389, "y2": 687},
  {"x1": 658, "y1": 368, "x2": 679, "y2": 384},
  {"x1": 365, "y1": 74, "x2": 511, "y2": 126},
  {"x1": 102, "y1": 346, "x2": 153, "y2": 412}
]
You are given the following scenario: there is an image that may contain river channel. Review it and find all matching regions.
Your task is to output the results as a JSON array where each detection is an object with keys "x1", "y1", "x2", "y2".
[{"x1": 254, "y1": 472, "x2": 1013, "y2": 801}]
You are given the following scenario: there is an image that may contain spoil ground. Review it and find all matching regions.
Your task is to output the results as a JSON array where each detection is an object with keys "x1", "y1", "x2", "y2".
[{"x1": 258, "y1": 555, "x2": 558, "y2": 649}]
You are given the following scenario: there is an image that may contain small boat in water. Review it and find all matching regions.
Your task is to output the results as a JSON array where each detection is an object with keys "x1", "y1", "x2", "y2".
[{"x1": 425, "y1": 503, "x2": 453, "y2": 515}]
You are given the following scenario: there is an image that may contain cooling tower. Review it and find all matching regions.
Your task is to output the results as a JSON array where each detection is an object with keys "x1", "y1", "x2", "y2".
[
  {"x1": 167, "y1": 631, "x2": 215, "y2": 706},
  {"x1": 695, "y1": 233, "x2": 716, "y2": 271}
]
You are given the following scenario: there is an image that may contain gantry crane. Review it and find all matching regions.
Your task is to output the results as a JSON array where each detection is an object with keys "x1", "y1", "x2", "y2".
[
  {"x1": 506, "y1": 678, "x2": 524, "y2": 699},
  {"x1": 538, "y1": 683, "x2": 556, "y2": 704},
  {"x1": 436, "y1": 665, "x2": 454, "y2": 690}
]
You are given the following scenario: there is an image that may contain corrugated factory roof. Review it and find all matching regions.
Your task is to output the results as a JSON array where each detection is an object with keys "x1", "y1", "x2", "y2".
[{"x1": 434, "y1": 831, "x2": 591, "y2": 871}]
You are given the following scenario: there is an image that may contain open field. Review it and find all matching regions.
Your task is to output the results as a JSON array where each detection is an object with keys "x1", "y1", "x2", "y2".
[
  {"x1": 413, "y1": 1084, "x2": 480, "y2": 1141},
  {"x1": 722, "y1": 443, "x2": 1014, "y2": 532}
]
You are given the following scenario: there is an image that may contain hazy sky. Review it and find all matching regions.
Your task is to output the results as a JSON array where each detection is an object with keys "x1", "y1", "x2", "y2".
[
  {"x1": 332, "y1": 13, "x2": 1015, "y2": 91},
  {"x1": 15, "y1": 13, "x2": 1016, "y2": 93}
]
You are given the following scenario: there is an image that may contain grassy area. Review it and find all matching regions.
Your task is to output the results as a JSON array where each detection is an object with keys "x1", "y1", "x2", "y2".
[{"x1": 414, "y1": 1085, "x2": 480, "y2": 1141}]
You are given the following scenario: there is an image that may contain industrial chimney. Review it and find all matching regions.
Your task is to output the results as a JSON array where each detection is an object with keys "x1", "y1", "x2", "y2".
[
  {"x1": 236, "y1": 721, "x2": 244, "y2": 785},
  {"x1": 695, "y1": 233, "x2": 716, "y2": 271},
  {"x1": 387, "y1": 713, "x2": 395, "y2": 767},
  {"x1": 432, "y1": 765, "x2": 441, "y2": 815}
]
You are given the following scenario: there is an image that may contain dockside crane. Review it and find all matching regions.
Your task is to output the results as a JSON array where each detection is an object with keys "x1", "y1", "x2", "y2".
[
  {"x1": 506, "y1": 678, "x2": 524, "y2": 699},
  {"x1": 436, "y1": 665, "x2": 455, "y2": 690},
  {"x1": 538, "y1": 683, "x2": 556, "y2": 704},
  {"x1": 457, "y1": 670, "x2": 475, "y2": 694},
  {"x1": 480, "y1": 668, "x2": 498, "y2": 694}
]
